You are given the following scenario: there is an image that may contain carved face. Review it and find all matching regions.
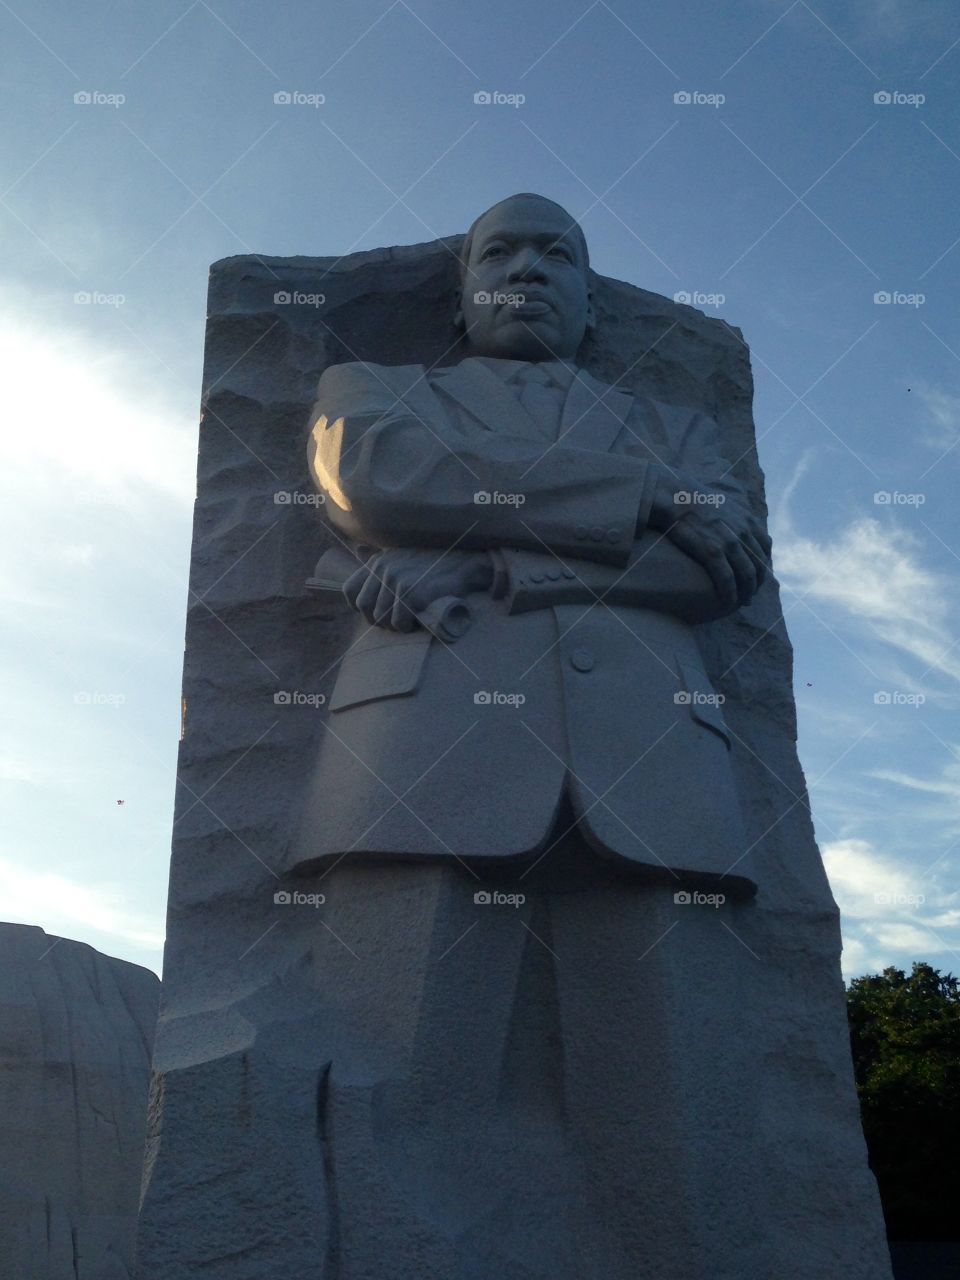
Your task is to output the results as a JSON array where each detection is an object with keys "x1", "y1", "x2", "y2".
[{"x1": 455, "y1": 196, "x2": 595, "y2": 361}]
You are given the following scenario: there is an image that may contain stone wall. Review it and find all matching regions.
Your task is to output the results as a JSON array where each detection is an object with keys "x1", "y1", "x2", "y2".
[{"x1": 0, "y1": 922, "x2": 159, "y2": 1279}]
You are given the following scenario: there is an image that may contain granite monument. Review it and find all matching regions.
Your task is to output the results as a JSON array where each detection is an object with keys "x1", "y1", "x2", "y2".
[{"x1": 136, "y1": 195, "x2": 893, "y2": 1279}]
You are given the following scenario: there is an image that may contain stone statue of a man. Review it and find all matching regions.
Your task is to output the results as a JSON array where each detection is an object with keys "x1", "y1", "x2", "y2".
[
  {"x1": 135, "y1": 194, "x2": 894, "y2": 1280},
  {"x1": 272, "y1": 197, "x2": 786, "y2": 1276},
  {"x1": 284, "y1": 192, "x2": 770, "y2": 893}
]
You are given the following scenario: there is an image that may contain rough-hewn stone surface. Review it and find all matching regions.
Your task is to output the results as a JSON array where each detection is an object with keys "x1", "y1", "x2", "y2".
[
  {"x1": 134, "y1": 238, "x2": 893, "y2": 1278},
  {"x1": 0, "y1": 922, "x2": 159, "y2": 1279}
]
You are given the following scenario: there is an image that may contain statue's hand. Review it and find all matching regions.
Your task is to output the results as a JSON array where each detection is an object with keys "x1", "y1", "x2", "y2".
[
  {"x1": 647, "y1": 468, "x2": 771, "y2": 611},
  {"x1": 343, "y1": 548, "x2": 494, "y2": 631}
]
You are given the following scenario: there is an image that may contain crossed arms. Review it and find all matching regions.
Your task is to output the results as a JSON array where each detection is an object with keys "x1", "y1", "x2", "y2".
[{"x1": 307, "y1": 361, "x2": 769, "y2": 629}]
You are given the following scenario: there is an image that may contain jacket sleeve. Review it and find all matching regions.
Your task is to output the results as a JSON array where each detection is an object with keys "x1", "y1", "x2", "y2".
[
  {"x1": 632, "y1": 399, "x2": 755, "y2": 534},
  {"x1": 486, "y1": 398, "x2": 758, "y2": 622},
  {"x1": 489, "y1": 532, "x2": 735, "y2": 625},
  {"x1": 307, "y1": 361, "x2": 659, "y2": 568}
]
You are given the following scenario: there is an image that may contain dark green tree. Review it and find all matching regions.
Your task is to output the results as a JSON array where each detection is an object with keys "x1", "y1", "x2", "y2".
[{"x1": 847, "y1": 962, "x2": 960, "y2": 1239}]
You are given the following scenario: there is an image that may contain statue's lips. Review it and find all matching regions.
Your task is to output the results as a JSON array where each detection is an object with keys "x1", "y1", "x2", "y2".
[{"x1": 500, "y1": 299, "x2": 554, "y2": 317}]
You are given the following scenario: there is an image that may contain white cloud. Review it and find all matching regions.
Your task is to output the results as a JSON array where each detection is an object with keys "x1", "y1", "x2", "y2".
[
  {"x1": 839, "y1": 933, "x2": 874, "y2": 977},
  {"x1": 0, "y1": 755, "x2": 39, "y2": 783},
  {"x1": 0, "y1": 855, "x2": 164, "y2": 969},
  {"x1": 823, "y1": 837, "x2": 930, "y2": 918},
  {"x1": 0, "y1": 296, "x2": 195, "y2": 509},
  {"x1": 866, "y1": 757, "x2": 960, "y2": 844},
  {"x1": 870, "y1": 765, "x2": 960, "y2": 801},
  {"x1": 823, "y1": 837, "x2": 960, "y2": 980},
  {"x1": 773, "y1": 463, "x2": 960, "y2": 686},
  {"x1": 0, "y1": 291, "x2": 191, "y2": 979},
  {"x1": 0, "y1": 290, "x2": 197, "y2": 618},
  {"x1": 870, "y1": 921, "x2": 937, "y2": 951},
  {"x1": 915, "y1": 382, "x2": 960, "y2": 452},
  {"x1": 928, "y1": 908, "x2": 960, "y2": 929},
  {"x1": 61, "y1": 543, "x2": 98, "y2": 565}
]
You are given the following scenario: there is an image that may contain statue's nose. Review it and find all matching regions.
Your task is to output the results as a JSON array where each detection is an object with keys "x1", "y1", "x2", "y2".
[{"x1": 507, "y1": 249, "x2": 547, "y2": 282}]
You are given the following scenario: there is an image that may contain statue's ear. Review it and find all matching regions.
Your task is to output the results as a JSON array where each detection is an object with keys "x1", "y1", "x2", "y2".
[
  {"x1": 453, "y1": 287, "x2": 464, "y2": 332},
  {"x1": 584, "y1": 288, "x2": 596, "y2": 335}
]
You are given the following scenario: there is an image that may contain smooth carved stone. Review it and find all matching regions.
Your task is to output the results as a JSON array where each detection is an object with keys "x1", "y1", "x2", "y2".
[
  {"x1": 0, "y1": 922, "x2": 160, "y2": 1280},
  {"x1": 135, "y1": 210, "x2": 893, "y2": 1278}
]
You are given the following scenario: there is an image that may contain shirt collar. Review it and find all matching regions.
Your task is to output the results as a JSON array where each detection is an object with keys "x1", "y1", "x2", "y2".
[{"x1": 468, "y1": 354, "x2": 577, "y2": 392}]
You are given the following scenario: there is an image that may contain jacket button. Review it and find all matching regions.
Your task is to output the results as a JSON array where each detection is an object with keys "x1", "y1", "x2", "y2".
[
  {"x1": 590, "y1": 525, "x2": 604, "y2": 541},
  {"x1": 546, "y1": 567, "x2": 561, "y2": 580},
  {"x1": 561, "y1": 567, "x2": 576, "y2": 579},
  {"x1": 570, "y1": 648, "x2": 594, "y2": 672},
  {"x1": 574, "y1": 523, "x2": 587, "y2": 539},
  {"x1": 606, "y1": 527, "x2": 619, "y2": 543},
  {"x1": 529, "y1": 570, "x2": 544, "y2": 583}
]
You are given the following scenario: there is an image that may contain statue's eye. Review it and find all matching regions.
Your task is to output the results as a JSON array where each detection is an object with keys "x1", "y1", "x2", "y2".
[
  {"x1": 481, "y1": 245, "x2": 504, "y2": 259},
  {"x1": 547, "y1": 245, "x2": 571, "y2": 259}
]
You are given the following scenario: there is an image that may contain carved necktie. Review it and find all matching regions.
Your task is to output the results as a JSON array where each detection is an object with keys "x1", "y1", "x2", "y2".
[{"x1": 509, "y1": 362, "x2": 563, "y2": 440}]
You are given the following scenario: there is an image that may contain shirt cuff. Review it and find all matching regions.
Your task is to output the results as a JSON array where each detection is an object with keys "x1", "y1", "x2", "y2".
[
  {"x1": 488, "y1": 548, "x2": 510, "y2": 599},
  {"x1": 635, "y1": 461, "x2": 660, "y2": 534}
]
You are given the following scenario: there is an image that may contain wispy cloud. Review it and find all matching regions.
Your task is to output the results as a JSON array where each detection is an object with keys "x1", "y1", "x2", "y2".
[
  {"x1": 823, "y1": 836, "x2": 960, "y2": 980},
  {"x1": 871, "y1": 764, "x2": 960, "y2": 801},
  {"x1": 773, "y1": 458, "x2": 960, "y2": 687},
  {"x1": 825, "y1": 836, "x2": 935, "y2": 917},
  {"x1": 867, "y1": 751, "x2": 960, "y2": 844},
  {"x1": 0, "y1": 855, "x2": 164, "y2": 970},
  {"x1": 0, "y1": 288, "x2": 197, "y2": 616},
  {"x1": 0, "y1": 755, "x2": 39, "y2": 784},
  {"x1": 0, "y1": 290, "x2": 189, "y2": 978},
  {"x1": 914, "y1": 381, "x2": 960, "y2": 452},
  {"x1": 0, "y1": 293, "x2": 195, "y2": 510}
]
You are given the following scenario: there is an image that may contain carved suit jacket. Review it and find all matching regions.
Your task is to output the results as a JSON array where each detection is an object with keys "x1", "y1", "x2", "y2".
[{"x1": 283, "y1": 356, "x2": 757, "y2": 896}]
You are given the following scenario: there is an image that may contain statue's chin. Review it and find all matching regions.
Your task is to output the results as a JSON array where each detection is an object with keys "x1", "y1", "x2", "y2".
[{"x1": 468, "y1": 328, "x2": 577, "y2": 363}]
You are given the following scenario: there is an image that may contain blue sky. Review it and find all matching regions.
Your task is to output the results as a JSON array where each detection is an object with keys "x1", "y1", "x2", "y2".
[{"x1": 2, "y1": 0, "x2": 959, "y2": 979}]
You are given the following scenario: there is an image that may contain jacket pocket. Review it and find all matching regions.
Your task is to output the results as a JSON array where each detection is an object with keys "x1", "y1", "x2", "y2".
[
  {"x1": 677, "y1": 661, "x2": 731, "y2": 749},
  {"x1": 329, "y1": 630, "x2": 432, "y2": 712}
]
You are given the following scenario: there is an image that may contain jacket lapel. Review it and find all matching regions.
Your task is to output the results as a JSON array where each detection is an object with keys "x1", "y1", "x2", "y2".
[
  {"x1": 431, "y1": 358, "x2": 547, "y2": 443},
  {"x1": 430, "y1": 358, "x2": 633, "y2": 454},
  {"x1": 559, "y1": 369, "x2": 632, "y2": 454}
]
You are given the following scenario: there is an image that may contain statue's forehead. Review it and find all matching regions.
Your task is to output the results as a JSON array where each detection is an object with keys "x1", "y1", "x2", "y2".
[{"x1": 472, "y1": 201, "x2": 581, "y2": 246}]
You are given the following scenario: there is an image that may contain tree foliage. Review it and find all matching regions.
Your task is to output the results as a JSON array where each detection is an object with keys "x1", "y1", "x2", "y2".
[{"x1": 847, "y1": 963, "x2": 960, "y2": 1239}]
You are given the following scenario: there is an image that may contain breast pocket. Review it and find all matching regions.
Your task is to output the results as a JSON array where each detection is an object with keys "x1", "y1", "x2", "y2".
[
  {"x1": 329, "y1": 629, "x2": 433, "y2": 712},
  {"x1": 676, "y1": 660, "x2": 731, "y2": 749}
]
